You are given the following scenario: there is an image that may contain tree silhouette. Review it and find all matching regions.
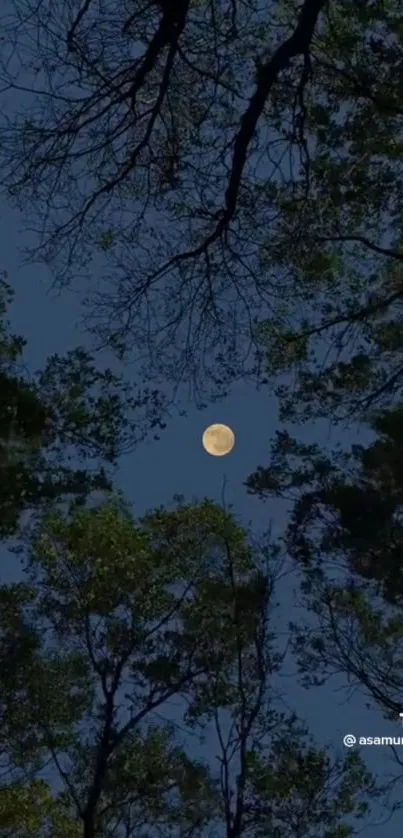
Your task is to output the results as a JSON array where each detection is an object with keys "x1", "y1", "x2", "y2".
[
  {"x1": 0, "y1": 495, "x2": 378, "y2": 837},
  {"x1": 0, "y1": 275, "x2": 167, "y2": 537},
  {"x1": 246, "y1": 406, "x2": 403, "y2": 723},
  {"x1": 2, "y1": 1, "x2": 402, "y2": 412}
]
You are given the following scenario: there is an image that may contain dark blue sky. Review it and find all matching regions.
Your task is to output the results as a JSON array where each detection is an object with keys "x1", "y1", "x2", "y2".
[{"x1": 2, "y1": 194, "x2": 401, "y2": 833}]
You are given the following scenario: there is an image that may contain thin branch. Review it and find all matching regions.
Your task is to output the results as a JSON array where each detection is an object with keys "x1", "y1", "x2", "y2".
[{"x1": 67, "y1": 0, "x2": 95, "y2": 52}]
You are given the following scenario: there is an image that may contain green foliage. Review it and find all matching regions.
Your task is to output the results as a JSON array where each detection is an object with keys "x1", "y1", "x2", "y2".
[
  {"x1": 255, "y1": 0, "x2": 403, "y2": 422},
  {"x1": 0, "y1": 779, "x2": 82, "y2": 837},
  {"x1": 246, "y1": 407, "x2": 403, "y2": 720},
  {"x1": 1, "y1": 2, "x2": 401, "y2": 833},
  {"x1": 0, "y1": 495, "x2": 379, "y2": 837},
  {"x1": 0, "y1": 279, "x2": 167, "y2": 537},
  {"x1": 241, "y1": 736, "x2": 373, "y2": 838},
  {"x1": 99, "y1": 230, "x2": 115, "y2": 252}
]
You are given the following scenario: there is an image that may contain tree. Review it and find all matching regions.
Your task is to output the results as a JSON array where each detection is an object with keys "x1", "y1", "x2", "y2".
[
  {"x1": 0, "y1": 275, "x2": 167, "y2": 538},
  {"x1": 245, "y1": 406, "x2": 403, "y2": 726},
  {"x1": 0, "y1": 779, "x2": 82, "y2": 837},
  {"x1": 0, "y1": 495, "x2": 379, "y2": 837},
  {"x1": 2, "y1": 0, "x2": 402, "y2": 412},
  {"x1": 254, "y1": 0, "x2": 403, "y2": 423}
]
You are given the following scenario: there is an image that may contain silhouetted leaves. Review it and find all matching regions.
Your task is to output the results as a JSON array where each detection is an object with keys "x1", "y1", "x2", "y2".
[
  {"x1": 0, "y1": 279, "x2": 167, "y2": 537},
  {"x1": 246, "y1": 406, "x2": 403, "y2": 723},
  {"x1": 0, "y1": 495, "x2": 378, "y2": 838},
  {"x1": 0, "y1": 1, "x2": 402, "y2": 413}
]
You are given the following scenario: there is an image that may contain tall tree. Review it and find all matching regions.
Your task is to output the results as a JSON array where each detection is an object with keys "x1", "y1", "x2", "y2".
[
  {"x1": 0, "y1": 275, "x2": 167, "y2": 538},
  {"x1": 245, "y1": 406, "x2": 403, "y2": 725},
  {"x1": 0, "y1": 495, "x2": 378, "y2": 838},
  {"x1": 2, "y1": 0, "x2": 402, "y2": 411}
]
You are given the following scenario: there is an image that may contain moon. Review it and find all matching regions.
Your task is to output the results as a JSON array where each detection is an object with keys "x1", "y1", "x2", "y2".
[{"x1": 202, "y1": 424, "x2": 235, "y2": 456}]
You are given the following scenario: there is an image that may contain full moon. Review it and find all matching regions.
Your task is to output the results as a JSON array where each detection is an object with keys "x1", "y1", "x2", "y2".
[{"x1": 202, "y1": 424, "x2": 235, "y2": 456}]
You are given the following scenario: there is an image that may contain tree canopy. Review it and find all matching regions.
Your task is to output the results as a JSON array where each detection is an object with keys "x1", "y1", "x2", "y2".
[
  {"x1": 0, "y1": 275, "x2": 167, "y2": 537},
  {"x1": 246, "y1": 405, "x2": 403, "y2": 726},
  {"x1": 1, "y1": 0, "x2": 402, "y2": 413},
  {"x1": 2, "y1": 1, "x2": 403, "y2": 834},
  {"x1": 0, "y1": 494, "x2": 377, "y2": 838},
  {"x1": 0, "y1": 285, "x2": 384, "y2": 834}
]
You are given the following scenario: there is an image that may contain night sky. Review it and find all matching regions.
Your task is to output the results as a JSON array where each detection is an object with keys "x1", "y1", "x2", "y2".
[
  {"x1": 0, "y1": 0, "x2": 401, "y2": 810},
  {"x1": 1, "y1": 193, "x2": 401, "y2": 833}
]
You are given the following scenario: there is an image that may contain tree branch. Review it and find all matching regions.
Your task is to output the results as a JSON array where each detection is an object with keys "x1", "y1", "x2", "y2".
[{"x1": 222, "y1": 0, "x2": 327, "y2": 226}]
